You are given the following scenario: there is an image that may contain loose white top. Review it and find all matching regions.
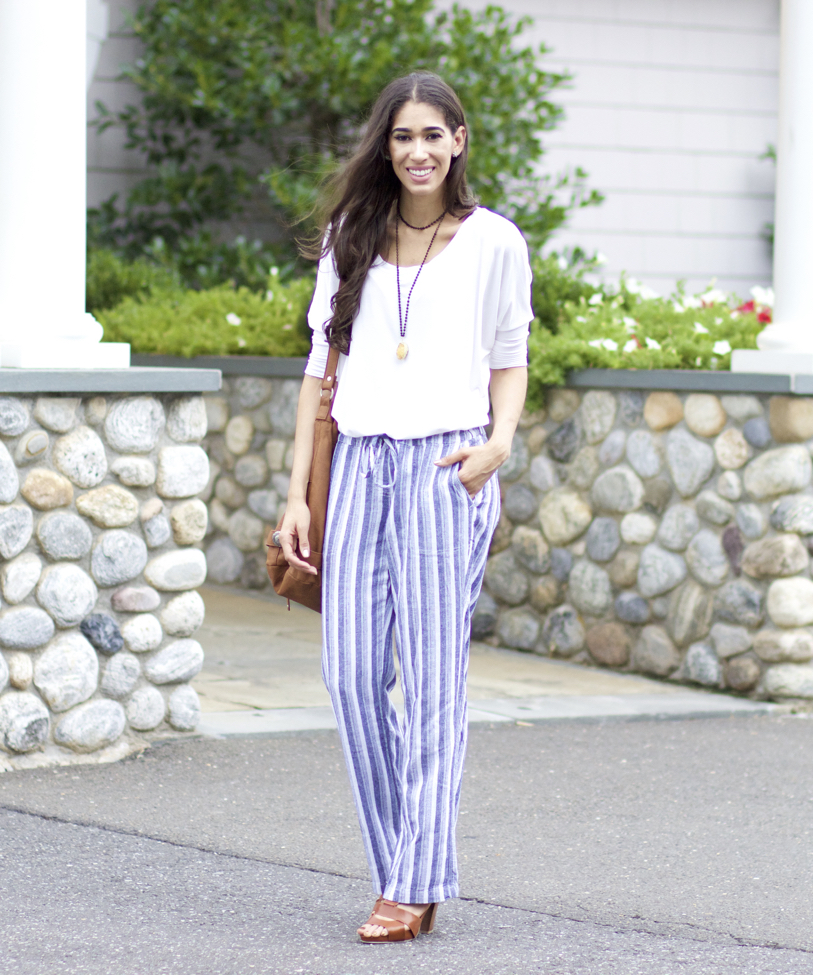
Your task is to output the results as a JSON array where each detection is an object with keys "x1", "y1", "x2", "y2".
[{"x1": 305, "y1": 206, "x2": 533, "y2": 439}]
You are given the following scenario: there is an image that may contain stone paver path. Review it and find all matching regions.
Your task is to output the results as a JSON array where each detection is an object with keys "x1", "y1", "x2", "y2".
[{"x1": 193, "y1": 585, "x2": 773, "y2": 736}]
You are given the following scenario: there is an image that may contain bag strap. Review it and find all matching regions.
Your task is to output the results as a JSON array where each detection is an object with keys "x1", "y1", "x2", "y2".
[{"x1": 316, "y1": 346, "x2": 340, "y2": 422}]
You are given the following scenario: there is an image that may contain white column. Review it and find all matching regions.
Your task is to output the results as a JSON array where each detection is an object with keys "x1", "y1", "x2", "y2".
[
  {"x1": 732, "y1": 0, "x2": 813, "y2": 374},
  {"x1": 0, "y1": 0, "x2": 127, "y2": 368}
]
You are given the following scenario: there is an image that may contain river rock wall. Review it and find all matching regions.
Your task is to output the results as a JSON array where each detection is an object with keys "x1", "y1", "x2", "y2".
[
  {"x1": 475, "y1": 388, "x2": 813, "y2": 702},
  {"x1": 201, "y1": 377, "x2": 299, "y2": 588},
  {"x1": 203, "y1": 376, "x2": 813, "y2": 703},
  {"x1": 0, "y1": 393, "x2": 208, "y2": 764}
]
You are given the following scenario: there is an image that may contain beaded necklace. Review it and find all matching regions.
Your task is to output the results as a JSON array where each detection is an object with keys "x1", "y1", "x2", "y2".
[{"x1": 394, "y1": 203, "x2": 446, "y2": 361}]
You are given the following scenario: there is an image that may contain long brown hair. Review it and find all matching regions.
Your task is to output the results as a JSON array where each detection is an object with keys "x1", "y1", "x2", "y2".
[{"x1": 307, "y1": 73, "x2": 477, "y2": 354}]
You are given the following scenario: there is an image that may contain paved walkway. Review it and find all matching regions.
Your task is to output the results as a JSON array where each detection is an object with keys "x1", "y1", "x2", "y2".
[
  {"x1": 193, "y1": 585, "x2": 773, "y2": 737},
  {"x1": 2, "y1": 585, "x2": 807, "y2": 975},
  {"x1": 3, "y1": 716, "x2": 812, "y2": 974}
]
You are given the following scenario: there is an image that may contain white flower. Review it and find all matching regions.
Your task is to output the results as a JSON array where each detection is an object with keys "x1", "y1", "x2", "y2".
[
  {"x1": 626, "y1": 278, "x2": 660, "y2": 300},
  {"x1": 623, "y1": 339, "x2": 638, "y2": 353},
  {"x1": 750, "y1": 285, "x2": 775, "y2": 307},
  {"x1": 557, "y1": 256, "x2": 568, "y2": 271},
  {"x1": 282, "y1": 324, "x2": 293, "y2": 331},
  {"x1": 622, "y1": 316, "x2": 638, "y2": 332},
  {"x1": 730, "y1": 310, "x2": 741, "y2": 320},
  {"x1": 714, "y1": 317, "x2": 723, "y2": 325},
  {"x1": 713, "y1": 340, "x2": 732, "y2": 355},
  {"x1": 226, "y1": 313, "x2": 242, "y2": 326},
  {"x1": 269, "y1": 266, "x2": 280, "y2": 277},
  {"x1": 700, "y1": 288, "x2": 728, "y2": 306},
  {"x1": 645, "y1": 337, "x2": 661, "y2": 350},
  {"x1": 693, "y1": 321, "x2": 709, "y2": 334},
  {"x1": 576, "y1": 316, "x2": 587, "y2": 323},
  {"x1": 673, "y1": 301, "x2": 685, "y2": 313},
  {"x1": 588, "y1": 292, "x2": 603, "y2": 306},
  {"x1": 681, "y1": 296, "x2": 702, "y2": 310},
  {"x1": 237, "y1": 337, "x2": 247, "y2": 348},
  {"x1": 265, "y1": 290, "x2": 274, "y2": 302},
  {"x1": 596, "y1": 252, "x2": 608, "y2": 266},
  {"x1": 588, "y1": 338, "x2": 618, "y2": 352}
]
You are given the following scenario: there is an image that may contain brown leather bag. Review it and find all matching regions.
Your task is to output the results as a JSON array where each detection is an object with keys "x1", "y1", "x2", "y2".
[{"x1": 265, "y1": 347, "x2": 340, "y2": 612}]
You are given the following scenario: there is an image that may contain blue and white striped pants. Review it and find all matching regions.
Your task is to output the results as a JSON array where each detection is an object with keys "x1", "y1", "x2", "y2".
[{"x1": 322, "y1": 428, "x2": 501, "y2": 903}]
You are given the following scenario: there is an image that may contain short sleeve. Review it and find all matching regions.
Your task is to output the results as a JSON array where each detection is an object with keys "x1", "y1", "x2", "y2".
[
  {"x1": 489, "y1": 225, "x2": 533, "y2": 369},
  {"x1": 304, "y1": 249, "x2": 340, "y2": 378}
]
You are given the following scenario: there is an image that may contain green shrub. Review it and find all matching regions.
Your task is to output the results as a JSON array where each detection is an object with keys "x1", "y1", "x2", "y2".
[
  {"x1": 141, "y1": 233, "x2": 295, "y2": 293},
  {"x1": 86, "y1": 248, "x2": 179, "y2": 312},
  {"x1": 93, "y1": 244, "x2": 767, "y2": 392},
  {"x1": 526, "y1": 278, "x2": 764, "y2": 408},
  {"x1": 97, "y1": 273, "x2": 313, "y2": 358},
  {"x1": 91, "y1": 0, "x2": 600, "y2": 264},
  {"x1": 531, "y1": 252, "x2": 604, "y2": 334}
]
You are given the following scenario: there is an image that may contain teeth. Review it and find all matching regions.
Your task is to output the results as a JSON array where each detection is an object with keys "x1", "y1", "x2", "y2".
[{"x1": 409, "y1": 168, "x2": 432, "y2": 176}]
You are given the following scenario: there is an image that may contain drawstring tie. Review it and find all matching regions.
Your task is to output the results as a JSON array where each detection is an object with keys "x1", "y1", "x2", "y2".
[{"x1": 360, "y1": 436, "x2": 397, "y2": 489}]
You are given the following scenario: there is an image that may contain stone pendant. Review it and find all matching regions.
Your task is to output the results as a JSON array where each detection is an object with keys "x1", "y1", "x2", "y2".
[{"x1": 396, "y1": 342, "x2": 409, "y2": 360}]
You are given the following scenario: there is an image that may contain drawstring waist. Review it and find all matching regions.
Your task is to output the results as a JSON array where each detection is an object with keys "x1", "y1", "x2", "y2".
[
  {"x1": 359, "y1": 435, "x2": 398, "y2": 489},
  {"x1": 353, "y1": 428, "x2": 487, "y2": 491}
]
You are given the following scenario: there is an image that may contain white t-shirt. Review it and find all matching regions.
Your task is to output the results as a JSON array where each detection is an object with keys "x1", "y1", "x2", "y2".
[{"x1": 304, "y1": 206, "x2": 533, "y2": 439}]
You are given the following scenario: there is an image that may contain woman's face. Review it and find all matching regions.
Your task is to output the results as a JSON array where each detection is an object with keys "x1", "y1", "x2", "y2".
[{"x1": 387, "y1": 100, "x2": 466, "y2": 201}]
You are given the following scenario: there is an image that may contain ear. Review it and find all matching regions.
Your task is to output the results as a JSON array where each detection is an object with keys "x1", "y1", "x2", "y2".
[{"x1": 452, "y1": 125, "x2": 466, "y2": 158}]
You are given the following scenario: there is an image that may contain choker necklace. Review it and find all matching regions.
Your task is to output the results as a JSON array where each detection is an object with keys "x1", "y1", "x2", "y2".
[
  {"x1": 395, "y1": 209, "x2": 446, "y2": 360},
  {"x1": 397, "y1": 201, "x2": 446, "y2": 231}
]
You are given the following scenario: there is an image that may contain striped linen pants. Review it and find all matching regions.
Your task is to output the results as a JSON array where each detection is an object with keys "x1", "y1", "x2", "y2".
[{"x1": 322, "y1": 428, "x2": 501, "y2": 903}]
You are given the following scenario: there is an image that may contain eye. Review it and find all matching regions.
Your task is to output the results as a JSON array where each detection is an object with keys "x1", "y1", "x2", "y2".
[{"x1": 393, "y1": 134, "x2": 410, "y2": 142}]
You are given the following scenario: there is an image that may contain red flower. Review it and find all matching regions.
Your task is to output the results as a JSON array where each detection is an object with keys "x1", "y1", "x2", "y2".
[{"x1": 735, "y1": 299, "x2": 771, "y2": 323}]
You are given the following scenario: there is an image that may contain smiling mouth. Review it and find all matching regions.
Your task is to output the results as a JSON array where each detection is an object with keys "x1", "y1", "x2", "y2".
[{"x1": 407, "y1": 167, "x2": 433, "y2": 177}]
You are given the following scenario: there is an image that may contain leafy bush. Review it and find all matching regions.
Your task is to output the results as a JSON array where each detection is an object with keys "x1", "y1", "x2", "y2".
[
  {"x1": 96, "y1": 273, "x2": 313, "y2": 358},
  {"x1": 531, "y1": 251, "x2": 604, "y2": 335},
  {"x1": 91, "y1": 0, "x2": 600, "y2": 268},
  {"x1": 86, "y1": 248, "x2": 179, "y2": 312},
  {"x1": 94, "y1": 245, "x2": 769, "y2": 394},
  {"x1": 525, "y1": 276, "x2": 768, "y2": 408}
]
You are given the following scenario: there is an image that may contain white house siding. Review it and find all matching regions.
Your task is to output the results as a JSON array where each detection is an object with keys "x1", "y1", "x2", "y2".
[
  {"x1": 492, "y1": 0, "x2": 779, "y2": 296},
  {"x1": 87, "y1": 1, "x2": 779, "y2": 297},
  {"x1": 86, "y1": 0, "x2": 147, "y2": 210}
]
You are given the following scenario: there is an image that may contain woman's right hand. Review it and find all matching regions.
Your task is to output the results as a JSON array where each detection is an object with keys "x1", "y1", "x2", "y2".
[{"x1": 278, "y1": 498, "x2": 317, "y2": 574}]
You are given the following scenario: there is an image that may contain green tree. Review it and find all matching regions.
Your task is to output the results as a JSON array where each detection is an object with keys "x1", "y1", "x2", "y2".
[{"x1": 91, "y1": 0, "x2": 601, "y2": 280}]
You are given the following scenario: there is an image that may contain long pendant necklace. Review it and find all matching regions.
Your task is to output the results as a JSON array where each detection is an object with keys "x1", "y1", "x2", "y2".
[{"x1": 395, "y1": 204, "x2": 446, "y2": 360}]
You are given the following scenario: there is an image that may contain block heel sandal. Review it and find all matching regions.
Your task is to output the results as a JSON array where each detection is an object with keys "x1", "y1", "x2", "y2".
[{"x1": 358, "y1": 900, "x2": 438, "y2": 943}]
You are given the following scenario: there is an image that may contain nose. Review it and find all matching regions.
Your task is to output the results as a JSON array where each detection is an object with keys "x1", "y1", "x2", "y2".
[{"x1": 410, "y1": 139, "x2": 430, "y2": 161}]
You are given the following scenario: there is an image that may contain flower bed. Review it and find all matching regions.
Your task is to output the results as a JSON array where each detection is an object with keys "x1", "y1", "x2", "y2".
[
  {"x1": 93, "y1": 250, "x2": 771, "y2": 396},
  {"x1": 96, "y1": 272, "x2": 313, "y2": 359},
  {"x1": 526, "y1": 276, "x2": 772, "y2": 398}
]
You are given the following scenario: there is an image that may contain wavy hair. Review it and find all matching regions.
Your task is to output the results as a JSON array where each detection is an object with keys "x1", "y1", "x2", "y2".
[{"x1": 306, "y1": 72, "x2": 477, "y2": 354}]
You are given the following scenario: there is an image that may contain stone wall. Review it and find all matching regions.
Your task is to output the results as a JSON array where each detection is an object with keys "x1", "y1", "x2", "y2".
[
  {"x1": 201, "y1": 377, "x2": 299, "y2": 588},
  {"x1": 475, "y1": 388, "x2": 813, "y2": 703},
  {"x1": 0, "y1": 392, "x2": 209, "y2": 766},
  {"x1": 202, "y1": 373, "x2": 813, "y2": 705}
]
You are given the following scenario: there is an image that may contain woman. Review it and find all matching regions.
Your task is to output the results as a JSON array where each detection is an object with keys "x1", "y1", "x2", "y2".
[{"x1": 279, "y1": 72, "x2": 532, "y2": 943}]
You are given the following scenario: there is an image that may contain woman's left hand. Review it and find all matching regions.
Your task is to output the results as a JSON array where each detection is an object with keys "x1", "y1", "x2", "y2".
[{"x1": 435, "y1": 438, "x2": 510, "y2": 497}]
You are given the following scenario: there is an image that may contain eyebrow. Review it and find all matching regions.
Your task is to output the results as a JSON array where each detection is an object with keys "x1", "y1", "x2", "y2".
[{"x1": 391, "y1": 125, "x2": 446, "y2": 134}]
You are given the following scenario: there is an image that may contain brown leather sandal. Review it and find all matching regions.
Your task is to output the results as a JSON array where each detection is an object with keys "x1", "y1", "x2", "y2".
[
  {"x1": 358, "y1": 900, "x2": 438, "y2": 943},
  {"x1": 358, "y1": 896, "x2": 384, "y2": 931}
]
